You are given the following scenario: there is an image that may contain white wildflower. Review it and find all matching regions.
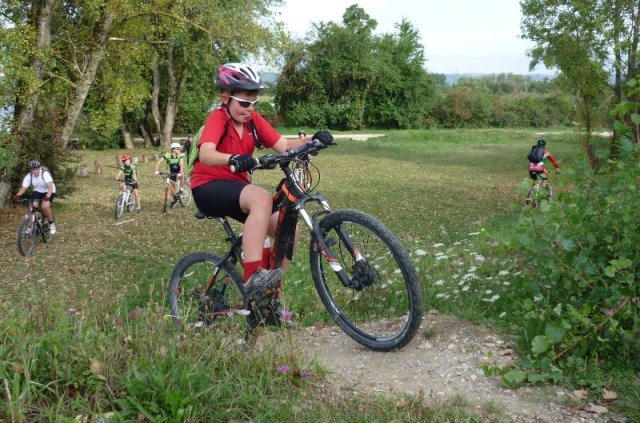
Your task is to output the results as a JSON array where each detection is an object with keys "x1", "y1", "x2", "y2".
[
  {"x1": 498, "y1": 270, "x2": 509, "y2": 276},
  {"x1": 468, "y1": 266, "x2": 477, "y2": 272},
  {"x1": 485, "y1": 290, "x2": 493, "y2": 294},
  {"x1": 468, "y1": 232, "x2": 481, "y2": 236},
  {"x1": 534, "y1": 295, "x2": 543, "y2": 302},
  {"x1": 483, "y1": 294, "x2": 500, "y2": 303},
  {"x1": 435, "y1": 255, "x2": 448, "y2": 261},
  {"x1": 435, "y1": 293, "x2": 446, "y2": 299},
  {"x1": 415, "y1": 249, "x2": 428, "y2": 256},
  {"x1": 434, "y1": 279, "x2": 444, "y2": 286},
  {"x1": 499, "y1": 312, "x2": 507, "y2": 318},
  {"x1": 461, "y1": 285, "x2": 470, "y2": 292},
  {"x1": 502, "y1": 282, "x2": 510, "y2": 286},
  {"x1": 431, "y1": 243, "x2": 444, "y2": 248}
]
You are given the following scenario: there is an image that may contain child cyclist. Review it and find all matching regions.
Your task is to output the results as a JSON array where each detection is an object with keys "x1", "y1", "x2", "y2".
[
  {"x1": 528, "y1": 139, "x2": 560, "y2": 189},
  {"x1": 114, "y1": 155, "x2": 142, "y2": 212},
  {"x1": 154, "y1": 142, "x2": 186, "y2": 201},
  {"x1": 190, "y1": 62, "x2": 333, "y2": 320}
]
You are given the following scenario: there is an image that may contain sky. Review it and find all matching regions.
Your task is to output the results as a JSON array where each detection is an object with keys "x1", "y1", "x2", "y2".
[{"x1": 273, "y1": 0, "x2": 555, "y2": 75}]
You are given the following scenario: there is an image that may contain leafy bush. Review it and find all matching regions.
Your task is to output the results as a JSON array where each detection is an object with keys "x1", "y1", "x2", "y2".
[{"x1": 507, "y1": 133, "x2": 639, "y2": 384}]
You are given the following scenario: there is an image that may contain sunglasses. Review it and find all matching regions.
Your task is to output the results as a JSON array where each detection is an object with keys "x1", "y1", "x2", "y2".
[{"x1": 230, "y1": 95, "x2": 259, "y2": 108}]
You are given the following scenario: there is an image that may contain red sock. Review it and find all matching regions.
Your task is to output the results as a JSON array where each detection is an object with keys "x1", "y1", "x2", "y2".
[{"x1": 243, "y1": 260, "x2": 261, "y2": 283}]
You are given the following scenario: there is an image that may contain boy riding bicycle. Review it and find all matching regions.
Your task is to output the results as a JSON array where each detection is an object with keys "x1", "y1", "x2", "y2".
[
  {"x1": 114, "y1": 155, "x2": 142, "y2": 212},
  {"x1": 13, "y1": 160, "x2": 57, "y2": 235},
  {"x1": 190, "y1": 62, "x2": 333, "y2": 320}
]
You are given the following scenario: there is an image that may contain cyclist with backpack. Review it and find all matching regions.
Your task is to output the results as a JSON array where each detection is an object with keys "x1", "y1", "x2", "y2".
[
  {"x1": 190, "y1": 62, "x2": 334, "y2": 315},
  {"x1": 155, "y1": 142, "x2": 186, "y2": 203},
  {"x1": 114, "y1": 155, "x2": 142, "y2": 212},
  {"x1": 528, "y1": 139, "x2": 560, "y2": 189},
  {"x1": 13, "y1": 160, "x2": 57, "y2": 235}
]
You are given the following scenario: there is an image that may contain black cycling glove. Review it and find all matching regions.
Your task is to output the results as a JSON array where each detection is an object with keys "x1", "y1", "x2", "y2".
[
  {"x1": 312, "y1": 131, "x2": 334, "y2": 145},
  {"x1": 228, "y1": 154, "x2": 257, "y2": 172}
]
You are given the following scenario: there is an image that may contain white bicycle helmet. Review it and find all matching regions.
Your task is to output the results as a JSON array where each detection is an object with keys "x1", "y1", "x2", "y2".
[
  {"x1": 170, "y1": 142, "x2": 181, "y2": 150},
  {"x1": 215, "y1": 63, "x2": 267, "y2": 91}
]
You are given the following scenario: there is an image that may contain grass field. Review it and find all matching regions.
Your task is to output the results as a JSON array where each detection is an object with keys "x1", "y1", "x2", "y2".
[{"x1": 0, "y1": 128, "x2": 590, "y2": 421}]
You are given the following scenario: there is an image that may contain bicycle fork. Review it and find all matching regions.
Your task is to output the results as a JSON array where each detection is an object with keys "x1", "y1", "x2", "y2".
[{"x1": 299, "y1": 204, "x2": 370, "y2": 290}]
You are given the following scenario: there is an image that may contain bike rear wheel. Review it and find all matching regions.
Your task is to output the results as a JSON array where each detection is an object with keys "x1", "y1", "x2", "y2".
[
  {"x1": 167, "y1": 252, "x2": 248, "y2": 335},
  {"x1": 17, "y1": 218, "x2": 36, "y2": 257},
  {"x1": 115, "y1": 193, "x2": 125, "y2": 219},
  {"x1": 310, "y1": 209, "x2": 423, "y2": 351},
  {"x1": 41, "y1": 212, "x2": 54, "y2": 243},
  {"x1": 126, "y1": 192, "x2": 135, "y2": 212}
]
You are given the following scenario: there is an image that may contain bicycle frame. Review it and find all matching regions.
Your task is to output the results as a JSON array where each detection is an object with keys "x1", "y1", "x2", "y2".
[{"x1": 217, "y1": 145, "x2": 370, "y2": 291}]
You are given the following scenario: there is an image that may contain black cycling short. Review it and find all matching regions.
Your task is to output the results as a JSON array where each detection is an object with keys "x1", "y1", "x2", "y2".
[
  {"x1": 192, "y1": 179, "x2": 249, "y2": 223},
  {"x1": 31, "y1": 192, "x2": 56, "y2": 203},
  {"x1": 125, "y1": 179, "x2": 139, "y2": 190},
  {"x1": 529, "y1": 170, "x2": 548, "y2": 181}
]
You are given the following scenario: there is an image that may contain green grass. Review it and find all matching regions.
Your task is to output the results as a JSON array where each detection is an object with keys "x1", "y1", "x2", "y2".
[{"x1": 1, "y1": 128, "x2": 635, "y2": 421}]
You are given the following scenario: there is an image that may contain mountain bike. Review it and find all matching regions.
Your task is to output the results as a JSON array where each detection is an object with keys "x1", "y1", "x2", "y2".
[
  {"x1": 159, "y1": 172, "x2": 191, "y2": 212},
  {"x1": 167, "y1": 139, "x2": 423, "y2": 352},
  {"x1": 525, "y1": 173, "x2": 554, "y2": 208},
  {"x1": 114, "y1": 179, "x2": 136, "y2": 219},
  {"x1": 16, "y1": 198, "x2": 55, "y2": 257}
]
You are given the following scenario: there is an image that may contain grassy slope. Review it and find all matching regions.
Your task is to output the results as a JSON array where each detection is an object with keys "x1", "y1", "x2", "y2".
[{"x1": 0, "y1": 128, "x2": 587, "y2": 421}]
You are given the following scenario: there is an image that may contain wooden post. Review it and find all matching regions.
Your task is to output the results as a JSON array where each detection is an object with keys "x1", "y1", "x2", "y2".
[
  {"x1": 142, "y1": 154, "x2": 148, "y2": 163},
  {"x1": 79, "y1": 164, "x2": 88, "y2": 177},
  {"x1": 94, "y1": 160, "x2": 103, "y2": 174}
]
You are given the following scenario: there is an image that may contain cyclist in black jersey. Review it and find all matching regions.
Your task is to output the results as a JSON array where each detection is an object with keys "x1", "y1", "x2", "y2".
[{"x1": 114, "y1": 155, "x2": 142, "y2": 212}]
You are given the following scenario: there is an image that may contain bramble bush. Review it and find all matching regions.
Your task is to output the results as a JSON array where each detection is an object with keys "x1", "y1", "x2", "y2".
[{"x1": 505, "y1": 78, "x2": 640, "y2": 386}]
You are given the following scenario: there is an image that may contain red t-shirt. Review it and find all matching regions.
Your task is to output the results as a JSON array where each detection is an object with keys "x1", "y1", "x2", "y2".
[{"x1": 191, "y1": 108, "x2": 281, "y2": 188}]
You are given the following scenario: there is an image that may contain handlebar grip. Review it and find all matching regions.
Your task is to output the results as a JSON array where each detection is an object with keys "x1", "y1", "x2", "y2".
[{"x1": 229, "y1": 165, "x2": 236, "y2": 173}]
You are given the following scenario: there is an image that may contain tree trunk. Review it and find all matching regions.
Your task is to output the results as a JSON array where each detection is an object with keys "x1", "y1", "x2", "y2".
[
  {"x1": 580, "y1": 97, "x2": 597, "y2": 168},
  {"x1": 14, "y1": 0, "x2": 57, "y2": 134},
  {"x1": 160, "y1": 43, "x2": 179, "y2": 148},
  {"x1": 151, "y1": 50, "x2": 163, "y2": 142},
  {"x1": 139, "y1": 123, "x2": 153, "y2": 147},
  {"x1": 59, "y1": 10, "x2": 115, "y2": 147},
  {"x1": 120, "y1": 112, "x2": 135, "y2": 149}
]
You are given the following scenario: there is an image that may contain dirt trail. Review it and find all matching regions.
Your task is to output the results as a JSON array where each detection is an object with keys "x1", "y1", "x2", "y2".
[{"x1": 294, "y1": 313, "x2": 611, "y2": 423}]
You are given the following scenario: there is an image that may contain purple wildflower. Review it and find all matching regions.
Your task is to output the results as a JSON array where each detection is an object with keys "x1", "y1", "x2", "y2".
[{"x1": 277, "y1": 365, "x2": 290, "y2": 373}]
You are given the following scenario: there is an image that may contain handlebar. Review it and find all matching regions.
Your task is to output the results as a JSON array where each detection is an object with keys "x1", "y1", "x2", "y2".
[
  {"x1": 157, "y1": 172, "x2": 181, "y2": 177},
  {"x1": 230, "y1": 139, "x2": 335, "y2": 172}
]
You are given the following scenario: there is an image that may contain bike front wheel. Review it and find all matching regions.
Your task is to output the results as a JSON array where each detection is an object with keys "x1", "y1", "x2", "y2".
[
  {"x1": 178, "y1": 186, "x2": 192, "y2": 207},
  {"x1": 167, "y1": 252, "x2": 248, "y2": 334},
  {"x1": 115, "y1": 193, "x2": 125, "y2": 219},
  {"x1": 309, "y1": 209, "x2": 423, "y2": 351},
  {"x1": 17, "y1": 218, "x2": 37, "y2": 257},
  {"x1": 163, "y1": 185, "x2": 171, "y2": 213}
]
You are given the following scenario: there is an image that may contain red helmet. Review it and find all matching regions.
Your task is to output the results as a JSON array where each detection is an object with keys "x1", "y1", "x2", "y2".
[
  {"x1": 215, "y1": 63, "x2": 267, "y2": 92},
  {"x1": 121, "y1": 155, "x2": 130, "y2": 161}
]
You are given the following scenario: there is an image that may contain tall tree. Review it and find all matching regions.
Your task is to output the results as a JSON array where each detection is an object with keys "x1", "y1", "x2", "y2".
[
  {"x1": 521, "y1": 0, "x2": 640, "y2": 163},
  {"x1": 1, "y1": 0, "x2": 284, "y2": 193}
]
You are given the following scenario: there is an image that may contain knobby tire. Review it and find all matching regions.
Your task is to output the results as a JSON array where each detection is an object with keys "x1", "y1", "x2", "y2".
[
  {"x1": 17, "y1": 218, "x2": 36, "y2": 257},
  {"x1": 115, "y1": 193, "x2": 125, "y2": 219},
  {"x1": 309, "y1": 209, "x2": 423, "y2": 351}
]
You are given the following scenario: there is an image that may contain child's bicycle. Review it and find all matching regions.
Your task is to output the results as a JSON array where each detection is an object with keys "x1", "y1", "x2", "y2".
[
  {"x1": 167, "y1": 139, "x2": 423, "y2": 351},
  {"x1": 16, "y1": 198, "x2": 55, "y2": 257},
  {"x1": 158, "y1": 172, "x2": 191, "y2": 212},
  {"x1": 114, "y1": 179, "x2": 136, "y2": 219},
  {"x1": 525, "y1": 172, "x2": 555, "y2": 208}
]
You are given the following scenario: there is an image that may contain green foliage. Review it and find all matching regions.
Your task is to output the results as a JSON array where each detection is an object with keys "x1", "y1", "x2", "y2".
[
  {"x1": 10, "y1": 110, "x2": 79, "y2": 197},
  {"x1": 276, "y1": 6, "x2": 437, "y2": 130},
  {"x1": 506, "y1": 127, "x2": 640, "y2": 384}
]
